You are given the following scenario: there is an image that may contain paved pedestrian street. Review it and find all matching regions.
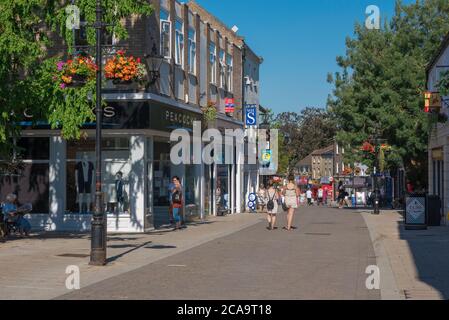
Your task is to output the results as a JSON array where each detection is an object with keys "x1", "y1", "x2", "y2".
[{"x1": 58, "y1": 207, "x2": 379, "y2": 300}]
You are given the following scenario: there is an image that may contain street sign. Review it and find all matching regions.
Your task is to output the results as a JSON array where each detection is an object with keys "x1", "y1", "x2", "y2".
[
  {"x1": 405, "y1": 194, "x2": 427, "y2": 230},
  {"x1": 245, "y1": 106, "x2": 257, "y2": 126},
  {"x1": 247, "y1": 193, "x2": 257, "y2": 212}
]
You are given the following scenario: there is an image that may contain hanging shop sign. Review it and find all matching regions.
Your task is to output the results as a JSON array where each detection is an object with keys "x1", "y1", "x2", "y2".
[
  {"x1": 225, "y1": 98, "x2": 235, "y2": 113},
  {"x1": 245, "y1": 105, "x2": 257, "y2": 126}
]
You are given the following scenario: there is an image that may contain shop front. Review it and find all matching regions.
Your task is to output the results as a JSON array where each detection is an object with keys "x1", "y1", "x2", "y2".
[{"x1": 1, "y1": 95, "x2": 244, "y2": 233}]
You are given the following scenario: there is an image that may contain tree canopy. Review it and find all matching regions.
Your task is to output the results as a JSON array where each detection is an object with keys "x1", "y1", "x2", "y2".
[
  {"x1": 327, "y1": 0, "x2": 449, "y2": 184},
  {"x1": 0, "y1": 0, "x2": 153, "y2": 161}
]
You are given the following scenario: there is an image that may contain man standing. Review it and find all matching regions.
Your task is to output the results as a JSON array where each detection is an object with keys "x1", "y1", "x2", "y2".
[{"x1": 306, "y1": 188, "x2": 313, "y2": 206}]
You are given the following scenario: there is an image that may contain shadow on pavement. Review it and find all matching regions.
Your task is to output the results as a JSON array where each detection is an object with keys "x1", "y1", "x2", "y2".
[
  {"x1": 397, "y1": 220, "x2": 449, "y2": 299},
  {"x1": 107, "y1": 240, "x2": 153, "y2": 263}
]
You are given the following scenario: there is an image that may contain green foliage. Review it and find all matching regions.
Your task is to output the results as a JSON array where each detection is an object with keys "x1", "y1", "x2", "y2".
[
  {"x1": 272, "y1": 108, "x2": 336, "y2": 172},
  {"x1": 0, "y1": 0, "x2": 54, "y2": 155},
  {"x1": 0, "y1": 0, "x2": 154, "y2": 159},
  {"x1": 438, "y1": 70, "x2": 449, "y2": 97},
  {"x1": 202, "y1": 102, "x2": 218, "y2": 124},
  {"x1": 328, "y1": 0, "x2": 449, "y2": 184},
  {"x1": 54, "y1": 0, "x2": 154, "y2": 54}
]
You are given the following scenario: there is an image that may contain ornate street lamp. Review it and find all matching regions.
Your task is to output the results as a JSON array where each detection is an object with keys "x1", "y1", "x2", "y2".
[{"x1": 145, "y1": 43, "x2": 163, "y2": 86}]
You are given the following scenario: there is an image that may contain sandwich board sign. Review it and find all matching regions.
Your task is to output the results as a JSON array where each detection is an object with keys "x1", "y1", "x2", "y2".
[{"x1": 405, "y1": 193, "x2": 427, "y2": 230}]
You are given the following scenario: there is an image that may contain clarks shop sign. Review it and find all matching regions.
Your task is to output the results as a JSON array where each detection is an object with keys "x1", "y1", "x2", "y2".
[{"x1": 23, "y1": 101, "x2": 201, "y2": 132}]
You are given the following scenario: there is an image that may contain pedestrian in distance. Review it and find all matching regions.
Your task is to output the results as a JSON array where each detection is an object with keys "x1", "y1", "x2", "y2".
[
  {"x1": 171, "y1": 176, "x2": 183, "y2": 231},
  {"x1": 168, "y1": 180, "x2": 176, "y2": 226},
  {"x1": 282, "y1": 175, "x2": 300, "y2": 231},
  {"x1": 306, "y1": 188, "x2": 313, "y2": 206},
  {"x1": 265, "y1": 180, "x2": 279, "y2": 230},
  {"x1": 323, "y1": 188, "x2": 328, "y2": 206},
  {"x1": 257, "y1": 184, "x2": 267, "y2": 213},
  {"x1": 317, "y1": 186, "x2": 324, "y2": 206}
]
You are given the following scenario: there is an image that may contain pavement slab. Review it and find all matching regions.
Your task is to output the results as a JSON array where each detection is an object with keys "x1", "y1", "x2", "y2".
[{"x1": 58, "y1": 206, "x2": 380, "y2": 300}]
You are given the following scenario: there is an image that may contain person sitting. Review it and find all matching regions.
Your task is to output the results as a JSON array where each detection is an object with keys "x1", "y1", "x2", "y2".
[{"x1": 2, "y1": 194, "x2": 31, "y2": 236}]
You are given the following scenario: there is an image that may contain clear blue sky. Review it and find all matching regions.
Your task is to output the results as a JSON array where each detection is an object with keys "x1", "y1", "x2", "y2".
[{"x1": 194, "y1": 0, "x2": 414, "y2": 115}]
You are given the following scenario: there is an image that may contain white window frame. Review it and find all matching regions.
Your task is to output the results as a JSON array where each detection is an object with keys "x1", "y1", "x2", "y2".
[
  {"x1": 219, "y1": 50, "x2": 226, "y2": 89},
  {"x1": 209, "y1": 42, "x2": 217, "y2": 85},
  {"x1": 226, "y1": 53, "x2": 233, "y2": 92},
  {"x1": 175, "y1": 19, "x2": 184, "y2": 67},
  {"x1": 160, "y1": 16, "x2": 171, "y2": 60},
  {"x1": 188, "y1": 27, "x2": 196, "y2": 75}
]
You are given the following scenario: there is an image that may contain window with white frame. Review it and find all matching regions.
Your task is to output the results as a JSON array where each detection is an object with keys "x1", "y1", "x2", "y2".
[
  {"x1": 175, "y1": 19, "x2": 184, "y2": 67},
  {"x1": 188, "y1": 28, "x2": 196, "y2": 74},
  {"x1": 209, "y1": 42, "x2": 217, "y2": 84},
  {"x1": 160, "y1": 9, "x2": 171, "y2": 59},
  {"x1": 226, "y1": 53, "x2": 233, "y2": 92},
  {"x1": 219, "y1": 50, "x2": 225, "y2": 88}
]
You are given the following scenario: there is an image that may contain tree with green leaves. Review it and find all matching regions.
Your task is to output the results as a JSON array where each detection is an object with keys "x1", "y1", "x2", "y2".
[
  {"x1": 272, "y1": 108, "x2": 336, "y2": 175},
  {"x1": 327, "y1": 0, "x2": 449, "y2": 186},
  {"x1": 0, "y1": 0, "x2": 153, "y2": 163}
]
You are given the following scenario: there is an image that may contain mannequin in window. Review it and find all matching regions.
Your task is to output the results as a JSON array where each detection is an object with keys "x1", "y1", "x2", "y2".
[
  {"x1": 75, "y1": 152, "x2": 94, "y2": 213},
  {"x1": 115, "y1": 171, "x2": 125, "y2": 213}
]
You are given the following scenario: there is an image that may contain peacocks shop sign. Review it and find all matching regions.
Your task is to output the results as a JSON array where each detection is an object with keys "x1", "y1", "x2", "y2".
[{"x1": 102, "y1": 101, "x2": 201, "y2": 132}]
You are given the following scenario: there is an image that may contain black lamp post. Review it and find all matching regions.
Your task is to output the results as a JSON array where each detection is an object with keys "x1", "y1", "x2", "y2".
[
  {"x1": 372, "y1": 139, "x2": 380, "y2": 215},
  {"x1": 90, "y1": 0, "x2": 107, "y2": 266}
]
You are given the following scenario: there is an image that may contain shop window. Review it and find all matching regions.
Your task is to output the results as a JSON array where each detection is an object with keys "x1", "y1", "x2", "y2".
[
  {"x1": 152, "y1": 141, "x2": 172, "y2": 208},
  {"x1": 16, "y1": 137, "x2": 50, "y2": 160},
  {"x1": 66, "y1": 138, "x2": 131, "y2": 215},
  {"x1": 0, "y1": 137, "x2": 50, "y2": 213}
]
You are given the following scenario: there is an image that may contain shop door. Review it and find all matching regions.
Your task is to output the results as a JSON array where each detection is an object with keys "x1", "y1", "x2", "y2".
[{"x1": 152, "y1": 141, "x2": 172, "y2": 228}]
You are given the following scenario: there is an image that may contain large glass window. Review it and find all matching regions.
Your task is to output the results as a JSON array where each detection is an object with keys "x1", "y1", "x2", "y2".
[
  {"x1": 175, "y1": 19, "x2": 184, "y2": 67},
  {"x1": 188, "y1": 27, "x2": 196, "y2": 74},
  {"x1": 226, "y1": 53, "x2": 233, "y2": 91},
  {"x1": 0, "y1": 137, "x2": 50, "y2": 214},
  {"x1": 160, "y1": 9, "x2": 171, "y2": 59},
  {"x1": 219, "y1": 50, "x2": 226, "y2": 89},
  {"x1": 66, "y1": 138, "x2": 131, "y2": 215},
  {"x1": 209, "y1": 42, "x2": 217, "y2": 84}
]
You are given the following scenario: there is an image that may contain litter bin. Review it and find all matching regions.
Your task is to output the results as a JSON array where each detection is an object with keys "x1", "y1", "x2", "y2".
[{"x1": 427, "y1": 195, "x2": 441, "y2": 226}]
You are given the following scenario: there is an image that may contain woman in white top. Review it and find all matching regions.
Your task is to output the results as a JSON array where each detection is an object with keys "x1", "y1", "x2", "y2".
[
  {"x1": 282, "y1": 175, "x2": 300, "y2": 231},
  {"x1": 266, "y1": 180, "x2": 280, "y2": 230}
]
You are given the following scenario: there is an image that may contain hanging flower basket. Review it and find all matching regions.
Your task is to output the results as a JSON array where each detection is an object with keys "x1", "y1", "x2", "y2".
[
  {"x1": 105, "y1": 50, "x2": 147, "y2": 85},
  {"x1": 55, "y1": 54, "x2": 97, "y2": 89},
  {"x1": 201, "y1": 102, "x2": 218, "y2": 126}
]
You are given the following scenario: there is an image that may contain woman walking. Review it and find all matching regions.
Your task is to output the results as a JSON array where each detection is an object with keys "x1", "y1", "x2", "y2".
[
  {"x1": 282, "y1": 175, "x2": 300, "y2": 231},
  {"x1": 171, "y1": 176, "x2": 183, "y2": 230},
  {"x1": 265, "y1": 180, "x2": 279, "y2": 230}
]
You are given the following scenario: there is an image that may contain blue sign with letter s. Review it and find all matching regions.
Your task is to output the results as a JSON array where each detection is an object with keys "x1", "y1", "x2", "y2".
[{"x1": 245, "y1": 106, "x2": 257, "y2": 126}]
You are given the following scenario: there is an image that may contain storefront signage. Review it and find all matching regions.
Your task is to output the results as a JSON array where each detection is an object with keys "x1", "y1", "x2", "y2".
[
  {"x1": 405, "y1": 194, "x2": 427, "y2": 230},
  {"x1": 245, "y1": 105, "x2": 257, "y2": 126},
  {"x1": 20, "y1": 100, "x2": 202, "y2": 132}
]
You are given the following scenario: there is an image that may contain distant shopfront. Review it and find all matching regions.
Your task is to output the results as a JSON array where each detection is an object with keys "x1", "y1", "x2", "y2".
[{"x1": 0, "y1": 95, "x2": 244, "y2": 233}]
